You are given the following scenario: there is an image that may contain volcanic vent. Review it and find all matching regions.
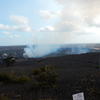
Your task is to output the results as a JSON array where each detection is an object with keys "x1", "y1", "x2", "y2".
[{"x1": 23, "y1": 44, "x2": 98, "y2": 58}]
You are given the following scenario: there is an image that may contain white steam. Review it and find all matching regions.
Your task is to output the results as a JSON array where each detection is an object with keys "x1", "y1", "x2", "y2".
[
  {"x1": 23, "y1": 45, "x2": 61, "y2": 58},
  {"x1": 23, "y1": 44, "x2": 92, "y2": 58}
]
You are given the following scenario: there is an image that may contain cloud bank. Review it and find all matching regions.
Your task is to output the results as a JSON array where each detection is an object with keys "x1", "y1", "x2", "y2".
[
  {"x1": 39, "y1": 10, "x2": 60, "y2": 21},
  {"x1": 35, "y1": 0, "x2": 100, "y2": 44},
  {"x1": 0, "y1": 15, "x2": 32, "y2": 33},
  {"x1": 9, "y1": 15, "x2": 29, "y2": 25},
  {"x1": 9, "y1": 35, "x2": 20, "y2": 38},
  {"x1": 38, "y1": 26, "x2": 56, "y2": 32},
  {"x1": 2, "y1": 31, "x2": 11, "y2": 35},
  {"x1": 53, "y1": 0, "x2": 100, "y2": 31},
  {"x1": 0, "y1": 24, "x2": 32, "y2": 32}
]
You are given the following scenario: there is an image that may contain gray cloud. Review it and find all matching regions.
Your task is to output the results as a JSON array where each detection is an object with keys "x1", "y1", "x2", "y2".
[
  {"x1": 38, "y1": 26, "x2": 56, "y2": 32},
  {"x1": 55, "y1": 21, "x2": 81, "y2": 32},
  {"x1": 53, "y1": 0, "x2": 100, "y2": 35},
  {"x1": 2, "y1": 31, "x2": 11, "y2": 35},
  {"x1": 0, "y1": 15, "x2": 32, "y2": 33},
  {"x1": 31, "y1": 0, "x2": 100, "y2": 44},
  {"x1": 0, "y1": 24, "x2": 32, "y2": 32},
  {"x1": 9, "y1": 15, "x2": 29, "y2": 25},
  {"x1": 9, "y1": 35, "x2": 20, "y2": 38},
  {"x1": 29, "y1": 0, "x2": 100, "y2": 44},
  {"x1": 0, "y1": 24, "x2": 10, "y2": 30},
  {"x1": 38, "y1": 10, "x2": 60, "y2": 21}
]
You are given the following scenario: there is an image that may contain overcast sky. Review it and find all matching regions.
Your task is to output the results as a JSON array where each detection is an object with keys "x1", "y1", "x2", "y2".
[{"x1": 0, "y1": 0, "x2": 100, "y2": 46}]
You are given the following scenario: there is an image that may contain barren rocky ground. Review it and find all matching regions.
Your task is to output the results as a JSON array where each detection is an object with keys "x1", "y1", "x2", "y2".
[{"x1": 0, "y1": 52, "x2": 100, "y2": 100}]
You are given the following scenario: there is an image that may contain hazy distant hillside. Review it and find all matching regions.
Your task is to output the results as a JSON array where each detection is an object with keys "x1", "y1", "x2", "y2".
[
  {"x1": 0, "y1": 44, "x2": 100, "y2": 59},
  {"x1": 0, "y1": 45, "x2": 26, "y2": 59}
]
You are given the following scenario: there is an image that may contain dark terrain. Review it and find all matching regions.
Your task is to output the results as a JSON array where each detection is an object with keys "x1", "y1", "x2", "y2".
[
  {"x1": 0, "y1": 45, "x2": 25, "y2": 59},
  {"x1": 0, "y1": 45, "x2": 100, "y2": 100}
]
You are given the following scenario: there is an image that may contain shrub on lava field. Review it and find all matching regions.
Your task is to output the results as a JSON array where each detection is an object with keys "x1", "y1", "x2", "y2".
[
  {"x1": 36, "y1": 72, "x2": 58, "y2": 88},
  {"x1": 40, "y1": 65, "x2": 56, "y2": 72},
  {"x1": 32, "y1": 65, "x2": 58, "y2": 89},
  {"x1": 95, "y1": 66, "x2": 99, "y2": 69},
  {"x1": 2, "y1": 56, "x2": 17, "y2": 67},
  {"x1": 32, "y1": 65, "x2": 57, "y2": 76},
  {"x1": 0, "y1": 71, "x2": 29, "y2": 84},
  {"x1": 32, "y1": 68, "x2": 41, "y2": 75},
  {"x1": 13, "y1": 75, "x2": 30, "y2": 84},
  {"x1": 0, "y1": 71, "x2": 14, "y2": 83}
]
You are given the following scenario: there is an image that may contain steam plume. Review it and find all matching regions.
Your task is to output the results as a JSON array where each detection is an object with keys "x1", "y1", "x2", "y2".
[
  {"x1": 23, "y1": 45, "x2": 61, "y2": 58},
  {"x1": 23, "y1": 44, "x2": 91, "y2": 58}
]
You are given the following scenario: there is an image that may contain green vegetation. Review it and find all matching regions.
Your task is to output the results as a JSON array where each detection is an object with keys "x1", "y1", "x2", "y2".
[
  {"x1": 0, "y1": 71, "x2": 14, "y2": 83},
  {"x1": 32, "y1": 68, "x2": 41, "y2": 75},
  {"x1": 40, "y1": 65, "x2": 56, "y2": 72},
  {"x1": 13, "y1": 75, "x2": 30, "y2": 84},
  {"x1": 32, "y1": 65, "x2": 56, "y2": 75},
  {"x1": 0, "y1": 65, "x2": 58, "y2": 88},
  {"x1": 32, "y1": 65, "x2": 58, "y2": 89},
  {"x1": 0, "y1": 65, "x2": 58, "y2": 89},
  {"x1": 95, "y1": 66, "x2": 99, "y2": 68},
  {"x1": 36, "y1": 72, "x2": 58, "y2": 88},
  {"x1": 2, "y1": 56, "x2": 17, "y2": 67},
  {"x1": 0, "y1": 71, "x2": 29, "y2": 84},
  {"x1": 0, "y1": 65, "x2": 58, "y2": 100}
]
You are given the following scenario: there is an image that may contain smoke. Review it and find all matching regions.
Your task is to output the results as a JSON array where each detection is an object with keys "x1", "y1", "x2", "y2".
[
  {"x1": 23, "y1": 44, "x2": 61, "y2": 58},
  {"x1": 23, "y1": 44, "x2": 92, "y2": 58},
  {"x1": 57, "y1": 44, "x2": 91, "y2": 55},
  {"x1": 66, "y1": 46, "x2": 90, "y2": 54}
]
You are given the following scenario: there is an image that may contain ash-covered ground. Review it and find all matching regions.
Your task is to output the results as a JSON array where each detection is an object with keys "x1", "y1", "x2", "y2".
[{"x1": 0, "y1": 44, "x2": 100, "y2": 100}]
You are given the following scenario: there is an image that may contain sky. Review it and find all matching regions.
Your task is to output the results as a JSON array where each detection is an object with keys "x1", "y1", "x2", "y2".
[{"x1": 0, "y1": 0, "x2": 100, "y2": 46}]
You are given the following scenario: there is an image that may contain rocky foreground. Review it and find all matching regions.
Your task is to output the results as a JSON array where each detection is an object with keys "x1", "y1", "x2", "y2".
[{"x1": 0, "y1": 52, "x2": 100, "y2": 100}]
